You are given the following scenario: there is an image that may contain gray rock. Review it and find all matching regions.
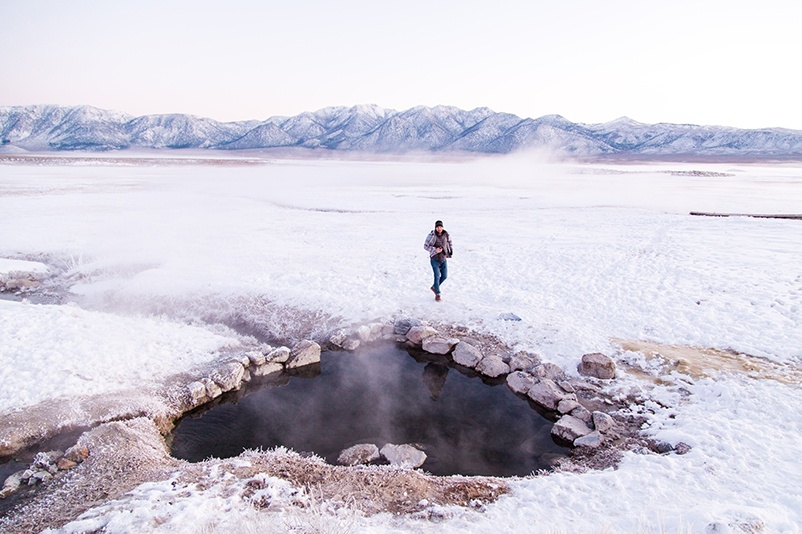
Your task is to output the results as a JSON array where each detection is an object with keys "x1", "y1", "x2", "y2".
[
  {"x1": 211, "y1": 362, "x2": 245, "y2": 392},
  {"x1": 286, "y1": 340, "x2": 321, "y2": 369},
  {"x1": 246, "y1": 350, "x2": 266, "y2": 367},
  {"x1": 506, "y1": 371, "x2": 539, "y2": 395},
  {"x1": 394, "y1": 318, "x2": 421, "y2": 335},
  {"x1": 342, "y1": 338, "x2": 361, "y2": 351},
  {"x1": 422, "y1": 337, "x2": 459, "y2": 355},
  {"x1": 406, "y1": 325, "x2": 438, "y2": 345},
  {"x1": 33, "y1": 451, "x2": 61, "y2": 474},
  {"x1": 557, "y1": 399, "x2": 581, "y2": 414},
  {"x1": 476, "y1": 355, "x2": 511, "y2": 378},
  {"x1": 675, "y1": 442, "x2": 692, "y2": 455},
  {"x1": 452, "y1": 341, "x2": 483, "y2": 368},
  {"x1": 571, "y1": 380, "x2": 602, "y2": 393},
  {"x1": 551, "y1": 415, "x2": 594, "y2": 443},
  {"x1": 337, "y1": 444, "x2": 381, "y2": 466},
  {"x1": 578, "y1": 352, "x2": 617, "y2": 379},
  {"x1": 370, "y1": 323, "x2": 385, "y2": 337},
  {"x1": 508, "y1": 351, "x2": 542, "y2": 372},
  {"x1": 655, "y1": 441, "x2": 674, "y2": 454},
  {"x1": 329, "y1": 329, "x2": 349, "y2": 348},
  {"x1": 252, "y1": 362, "x2": 283, "y2": 377},
  {"x1": 527, "y1": 378, "x2": 572, "y2": 411},
  {"x1": 187, "y1": 381, "x2": 207, "y2": 405},
  {"x1": 539, "y1": 362, "x2": 567, "y2": 382},
  {"x1": 201, "y1": 378, "x2": 222, "y2": 399},
  {"x1": 557, "y1": 380, "x2": 576, "y2": 393},
  {"x1": 380, "y1": 443, "x2": 427, "y2": 469},
  {"x1": 356, "y1": 325, "x2": 372, "y2": 342},
  {"x1": 574, "y1": 431, "x2": 603, "y2": 448},
  {"x1": 267, "y1": 346, "x2": 291, "y2": 363},
  {"x1": 592, "y1": 411, "x2": 614, "y2": 433},
  {"x1": 232, "y1": 353, "x2": 251, "y2": 367},
  {"x1": 497, "y1": 312, "x2": 522, "y2": 321},
  {"x1": 570, "y1": 405, "x2": 593, "y2": 425}
]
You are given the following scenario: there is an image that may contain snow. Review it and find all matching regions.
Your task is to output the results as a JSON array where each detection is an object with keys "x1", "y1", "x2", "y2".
[
  {"x1": 1, "y1": 155, "x2": 801, "y2": 532},
  {"x1": 0, "y1": 300, "x2": 233, "y2": 414},
  {"x1": 0, "y1": 258, "x2": 48, "y2": 276},
  {"x1": 5, "y1": 103, "x2": 802, "y2": 155},
  {"x1": 45, "y1": 469, "x2": 316, "y2": 534}
]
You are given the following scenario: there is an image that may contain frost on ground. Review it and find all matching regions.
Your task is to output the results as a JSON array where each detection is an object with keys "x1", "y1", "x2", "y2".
[
  {"x1": 3, "y1": 417, "x2": 506, "y2": 534},
  {"x1": 0, "y1": 299, "x2": 236, "y2": 414},
  {"x1": 1, "y1": 155, "x2": 801, "y2": 532},
  {"x1": 0, "y1": 297, "x2": 246, "y2": 456}
]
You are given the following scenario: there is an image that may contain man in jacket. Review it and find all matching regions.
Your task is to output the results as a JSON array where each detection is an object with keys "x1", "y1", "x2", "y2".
[{"x1": 423, "y1": 220, "x2": 452, "y2": 301}]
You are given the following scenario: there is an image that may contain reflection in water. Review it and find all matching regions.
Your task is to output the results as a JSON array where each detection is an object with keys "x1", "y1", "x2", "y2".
[
  {"x1": 171, "y1": 345, "x2": 567, "y2": 476},
  {"x1": 422, "y1": 363, "x2": 449, "y2": 400}
]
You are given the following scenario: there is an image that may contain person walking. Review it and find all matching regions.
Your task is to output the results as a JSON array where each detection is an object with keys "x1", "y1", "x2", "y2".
[{"x1": 423, "y1": 220, "x2": 452, "y2": 301}]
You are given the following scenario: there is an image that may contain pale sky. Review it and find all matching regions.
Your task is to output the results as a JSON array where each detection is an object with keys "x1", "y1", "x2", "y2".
[{"x1": 1, "y1": 0, "x2": 800, "y2": 129}]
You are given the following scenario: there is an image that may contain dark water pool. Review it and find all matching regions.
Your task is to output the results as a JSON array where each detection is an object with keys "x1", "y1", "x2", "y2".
[{"x1": 170, "y1": 345, "x2": 568, "y2": 476}]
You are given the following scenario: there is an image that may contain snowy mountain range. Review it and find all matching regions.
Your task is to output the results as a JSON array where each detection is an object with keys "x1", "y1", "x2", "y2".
[{"x1": 2, "y1": 104, "x2": 802, "y2": 157}]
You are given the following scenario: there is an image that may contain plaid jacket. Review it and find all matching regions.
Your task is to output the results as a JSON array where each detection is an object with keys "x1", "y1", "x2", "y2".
[{"x1": 423, "y1": 230, "x2": 453, "y2": 261}]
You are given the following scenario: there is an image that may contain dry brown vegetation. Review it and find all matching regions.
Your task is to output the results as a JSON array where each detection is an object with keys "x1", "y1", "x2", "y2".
[
  {"x1": 0, "y1": 417, "x2": 508, "y2": 532},
  {"x1": 199, "y1": 450, "x2": 508, "y2": 516}
]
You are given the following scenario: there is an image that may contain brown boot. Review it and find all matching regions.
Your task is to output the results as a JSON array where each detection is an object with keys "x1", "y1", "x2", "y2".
[{"x1": 435, "y1": 294, "x2": 441, "y2": 301}]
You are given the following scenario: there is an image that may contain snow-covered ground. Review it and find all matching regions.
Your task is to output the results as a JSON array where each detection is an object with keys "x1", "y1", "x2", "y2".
[{"x1": 1, "y1": 154, "x2": 801, "y2": 532}]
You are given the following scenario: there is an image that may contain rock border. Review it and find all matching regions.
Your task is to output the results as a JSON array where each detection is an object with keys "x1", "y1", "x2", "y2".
[
  {"x1": 180, "y1": 340, "x2": 322, "y2": 411},
  {"x1": 389, "y1": 317, "x2": 624, "y2": 450},
  {"x1": 1, "y1": 313, "x2": 690, "y2": 503},
  {"x1": 177, "y1": 315, "x2": 683, "y2": 460}
]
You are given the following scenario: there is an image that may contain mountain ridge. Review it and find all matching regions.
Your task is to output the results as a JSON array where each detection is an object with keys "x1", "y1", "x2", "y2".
[{"x1": 1, "y1": 104, "x2": 801, "y2": 157}]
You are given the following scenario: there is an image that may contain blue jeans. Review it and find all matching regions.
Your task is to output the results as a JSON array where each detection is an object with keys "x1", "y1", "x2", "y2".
[{"x1": 430, "y1": 258, "x2": 448, "y2": 295}]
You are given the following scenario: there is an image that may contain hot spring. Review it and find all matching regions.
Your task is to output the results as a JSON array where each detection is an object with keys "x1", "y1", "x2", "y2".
[{"x1": 170, "y1": 344, "x2": 568, "y2": 477}]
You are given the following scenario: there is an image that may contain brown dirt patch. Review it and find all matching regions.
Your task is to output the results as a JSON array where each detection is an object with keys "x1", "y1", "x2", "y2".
[{"x1": 614, "y1": 339, "x2": 801, "y2": 386}]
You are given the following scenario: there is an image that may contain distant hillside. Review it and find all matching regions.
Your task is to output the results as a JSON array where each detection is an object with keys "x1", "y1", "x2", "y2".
[{"x1": 2, "y1": 104, "x2": 801, "y2": 157}]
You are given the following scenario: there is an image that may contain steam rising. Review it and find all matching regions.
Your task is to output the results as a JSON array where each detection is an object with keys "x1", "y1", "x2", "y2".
[{"x1": 172, "y1": 345, "x2": 564, "y2": 476}]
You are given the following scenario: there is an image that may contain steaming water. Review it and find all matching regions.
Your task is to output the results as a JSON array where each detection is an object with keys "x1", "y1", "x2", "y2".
[{"x1": 170, "y1": 345, "x2": 568, "y2": 476}]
